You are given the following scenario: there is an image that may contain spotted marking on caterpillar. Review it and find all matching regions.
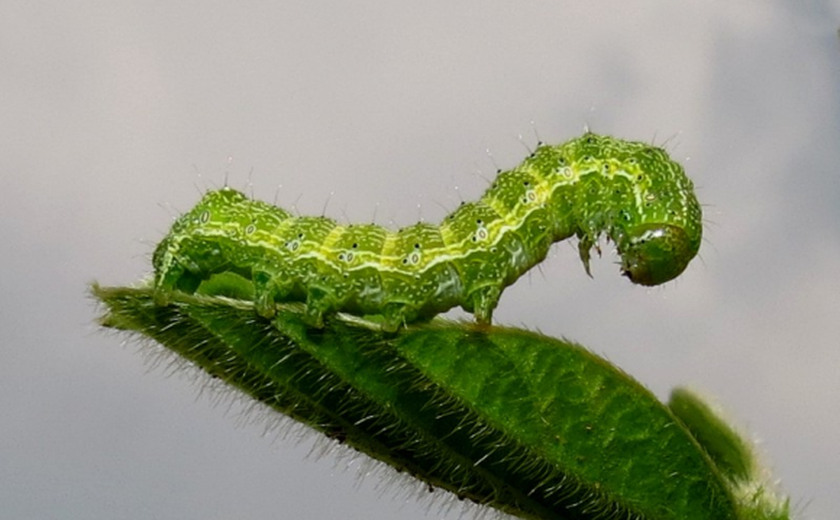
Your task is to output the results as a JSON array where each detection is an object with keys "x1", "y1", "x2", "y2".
[{"x1": 152, "y1": 132, "x2": 702, "y2": 331}]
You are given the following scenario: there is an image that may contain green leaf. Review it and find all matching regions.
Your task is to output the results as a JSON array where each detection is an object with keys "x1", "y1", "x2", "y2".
[{"x1": 92, "y1": 283, "x2": 789, "y2": 520}]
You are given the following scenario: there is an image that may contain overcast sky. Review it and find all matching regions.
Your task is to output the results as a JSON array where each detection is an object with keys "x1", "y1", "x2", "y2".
[{"x1": 2, "y1": 1, "x2": 839, "y2": 519}]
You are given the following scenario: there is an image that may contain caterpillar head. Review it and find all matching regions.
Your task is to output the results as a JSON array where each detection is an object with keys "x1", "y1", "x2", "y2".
[{"x1": 619, "y1": 223, "x2": 700, "y2": 286}]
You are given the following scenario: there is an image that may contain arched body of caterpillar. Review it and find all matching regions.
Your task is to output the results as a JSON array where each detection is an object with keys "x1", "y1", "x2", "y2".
[{"x1": 153, "y1": 132, "x2": 702, "y2": 331}]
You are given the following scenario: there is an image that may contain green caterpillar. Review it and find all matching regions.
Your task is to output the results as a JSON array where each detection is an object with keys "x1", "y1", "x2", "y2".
[{"x1": 153, "y1": 132, "x2": 702, "y2": 331}]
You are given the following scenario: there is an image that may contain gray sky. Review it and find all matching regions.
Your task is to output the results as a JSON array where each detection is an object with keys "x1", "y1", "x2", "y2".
[{"x1": 2, "y1": 1, "x2": 839, "y2": 519}]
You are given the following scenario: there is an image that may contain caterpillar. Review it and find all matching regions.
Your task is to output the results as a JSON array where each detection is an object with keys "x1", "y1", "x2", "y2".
[{"x1": 153, "y1": 132, "x2": 702, "y2": 331}]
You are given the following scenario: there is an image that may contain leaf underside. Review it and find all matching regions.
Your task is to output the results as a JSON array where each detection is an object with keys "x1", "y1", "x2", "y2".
[{"x1": 93, "y1": 282, "x2": 779, "y2": 520}]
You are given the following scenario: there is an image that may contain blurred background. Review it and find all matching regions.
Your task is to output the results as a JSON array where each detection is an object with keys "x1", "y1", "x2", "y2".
[{"x1": 2, "y1": 1, "x2": 838, "y2": 518}]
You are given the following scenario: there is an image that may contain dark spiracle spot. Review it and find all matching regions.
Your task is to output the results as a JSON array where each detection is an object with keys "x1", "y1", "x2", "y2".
[
  {"x1": 414, "y1": 243, "x2": 421, "y2": 249},
  {"x1": 352, "y1": 243, "x2": 358, "y2": 248},
  {"x1": 476, "y1": 219, "x2": 483, "y2": 225}
]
